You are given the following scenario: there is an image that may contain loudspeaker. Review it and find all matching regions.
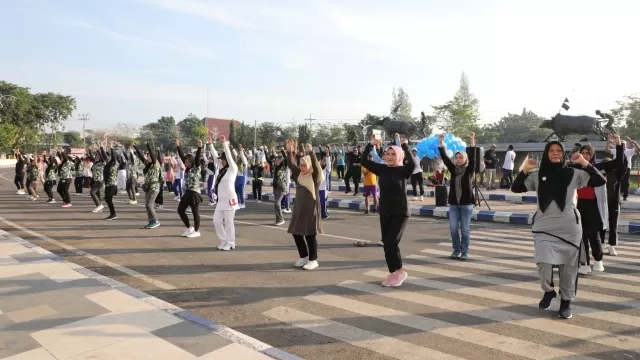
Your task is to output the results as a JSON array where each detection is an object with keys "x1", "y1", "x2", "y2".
[
  {"x1": 475, "y1": 147, "x2": 485, "y2": 173},
  {"x1": 435, "y1": 185, "x2": 448, "y2": 206}
]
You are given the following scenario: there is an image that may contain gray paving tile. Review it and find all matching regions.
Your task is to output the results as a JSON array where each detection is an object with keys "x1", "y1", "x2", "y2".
[
  {"x1": 152, "y1": 320, "x2": 233, "y2": 357},
  {"x1": 0, "y1": 315, "x2": 41, "y2": 358},
  {"x1": 9, "y1": 252, "x2": 58, "y2": 263}
]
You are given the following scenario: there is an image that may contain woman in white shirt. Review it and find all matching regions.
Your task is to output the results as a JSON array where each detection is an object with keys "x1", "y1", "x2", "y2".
[
  {"x1": 409, "y1": 148, "x2": 424, "y2": 201},
  {"x1": 213, "y1": 135, "x2": 240, "y2": 251}
]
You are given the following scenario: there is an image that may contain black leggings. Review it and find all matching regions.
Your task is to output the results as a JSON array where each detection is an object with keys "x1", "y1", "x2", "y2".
[
  {"x1": 74, "y1": 176, "x2": 84, "y2": 194},
  {"x1": 90, "y1": 180, "x2": 102, "y2": 206},
  {"x1": 252, "y1": 179, "x2": 263, "y2": 200},
  {"x1": 578, "y1": 199, "x2": 603, "y2": 264},
  {"x1": 410, "y1": 173, "x2": 424, "y2": 196},
  {"x1": 57, "y1": 179, "x2": 71, "y2": 203},
  {"x1": 293, "y1": 235, "x2": 318, "y2": 261},
  {"x1": 14, "y1": 173, "x2": 23, "y2": 190},
  {"x1": 44, "y1": 180, "x2": 55, "y2": 200},
  {"x1": 126, "y1": 179, "x2": 136, "y2": 201},
  {"x1": 380, "y1": 215, "x2": 409, "y2": 273},
  {"x1": 105, "y1": 185, "x2": 117, "y2": 215},
  {"x1": 336, "y1": 165, "x2": 345, "y2": 179},
  {"x1": 177, "y1": 191, "x2": 200, "y2": 231}
]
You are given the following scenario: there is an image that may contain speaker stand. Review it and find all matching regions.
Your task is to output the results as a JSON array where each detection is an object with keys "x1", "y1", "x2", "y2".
[{"x1": 472, "y1": 181, "x2": 491, "y2": 210}]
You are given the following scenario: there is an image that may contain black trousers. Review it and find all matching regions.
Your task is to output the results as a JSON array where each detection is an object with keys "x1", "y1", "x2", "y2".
[
  {"x1": 410, "y1": 173, "x2": 424, "y2": 196},
  {"x1": 90, "y1": 180, "x2": 102, "y2": 206},
  {"x1": 177, "y1": 191, "x2": 201, "y2": 231},
  {"x1": 74, "y1": 176, "x2": 85, "y2": 194},
  {"x1": 126, "y1": 179, "x2": 136, "y2": 201},
  {"x1": 601, "y1": 200, "x2": 620, "y2": 246},
  {"x1": 57, "y1": 179, "x2": 71, "y2": 203},
  {"x1": 336, "y1": 165, "x2": 345, "y2": 179},
  {"x1": 578, "y1": 199, "x2": 603, "y2": 264},
  {"x1": 44, "y1": 180, "x2": 55, "y2": 200},
  {"x1": 621, "y1": 169, "x2": 630, "y2": 199},
  {"x1": 105, "y1": 185, "x2": 117, "y2": 215},
  {"x1": 14, "y1": 173, "x2": 23, "y2": 190},
  {"x1": 252, "y1": 179, "x2": 263, "y2": 200},
  {"x1": 293, "y1": 235, "x2": 318, "y2": 261},
  {"x1": 344, "y1": 168, "x2": 361, "y2": 194},
  {"x1": 380, "y1": 214, "x2": 409, "y2": 273}
]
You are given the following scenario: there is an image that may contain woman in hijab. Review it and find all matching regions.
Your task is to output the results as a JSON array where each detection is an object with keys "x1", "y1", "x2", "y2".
[
  {"x1": 512, "y1": 141, "x2": 605, "y2": 319},
  {"x1": 360, "y1": 135, "x2": 415, "y2": 287},
  {"x1": 439, "y1": 132, "x2": 476, "y2": 260},
  {"x1": 572, "y1": 134, "x2": 624, "y2": 274},
  {"x1": 286, "y1": 139, "x2": 324, "y2": 271},
  {"x1": 213, "y1": 135, "x2": 240, "y2": 250},
  {"x1": 175, "y1": 138, "x2": 203, "y2": 238}
]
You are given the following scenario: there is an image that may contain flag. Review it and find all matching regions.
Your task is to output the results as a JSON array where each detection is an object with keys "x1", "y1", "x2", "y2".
[{"x1": 561, "y1": 98, "x2": 570, "y2": 111}]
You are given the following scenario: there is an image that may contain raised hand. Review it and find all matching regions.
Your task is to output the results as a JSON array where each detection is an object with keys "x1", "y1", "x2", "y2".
[
  {"x1": 220, "y1": 135, "x2": 226, "y2": 143},
  {"x1": 305, "y1": 143, "x2": 313, "y2": 152},
  {"x1": 469, "y1": 132, "x2": 476, "y2": 139},
  {"x1": 571, "y1": 152, "x2": 588, "y2": 166},
  {"x1": 438, "y1": 133, "x2": 445, "y2": 143}
]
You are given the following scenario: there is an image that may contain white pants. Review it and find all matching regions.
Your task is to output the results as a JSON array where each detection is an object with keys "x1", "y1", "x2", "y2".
[
  {"x1": 117, "y1": 170, "x2": 127, "y2": 191},
  {"x1": 213, "y1": 208, "x2": 236, "y2": 246}
]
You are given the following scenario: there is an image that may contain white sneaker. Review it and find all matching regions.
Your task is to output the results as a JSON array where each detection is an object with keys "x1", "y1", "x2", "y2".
[
  {"x1": 186, "y1": 231, "x2": 201, "y2": 238},
  {"x1": 283, "y1": 209, "x2": 291, "y2": 214},
  {"x1": 135, "y1": 193, "x2": 140, "y2": 196},
  {"x1": 181, "y1": 227, "x2": 194, "y2": 237},
  {"x1": 239, "y1": 204, "x2": 246, "y2": 209},
  {"x1": 303, "y1": 260, "x2": 319, "y2": 270},
  {"x1": 275, "y1": 220, "x2": 285, "y2": 226},
  {"x1": 420, "y1": 196, "x2": 424, "y2": 201},
  {"x1": 609, "y1": 246, "x2": 617, "y2": 256},
  {"x1": 378, "y1": 240, "x2": 384, "y2": 246},
  {"x1": 294, "y1": 257, "x2": 309, "y2": 268},
  {"x1": 578, "y1": 265, "x2": 591, "y2": 275},
  {"x1": 592, "y1": 260, "x2": 604, "y2": 272},
  {"x1": 174, "y1": 196, "x2": 180, "y2": 201},
  {"x1": 412, "y1": 197, "x2": 418, "y2": 201},
  {"x1": 92, "y1": 205, "x2": 104, "y2": 213},
  {"x1": 208, "y1": 202, "x2": 216, "y2": 206},
  {"x1": 221, "y1": 243, "x2": 235, "y2": 251},
  {"x1": 217, "y1": 242, "x2": 227, "y2": 250}
]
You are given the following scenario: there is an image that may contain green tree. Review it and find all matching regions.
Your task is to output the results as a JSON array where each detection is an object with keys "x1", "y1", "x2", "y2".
[
  {"x1": 480, "y1": 108, "x2": 549, "y2": 143},
  {"x1": 228, "y1": 120, "x2": 238, "y2": 148},
  {"x1": 432, "y1": 72, "x2": 480, "y2": 136},
  {"x1": 178, "y1": 113, "x2": 207, "y2": 145},
  {"x1": 343, "y1": 124, "x2": 358, "y2": 144},
  {"x1": 140, "y1": 116, "x2": 177, "y2": 150},
  {"x1": 0, "y1": 123, "x2": 20, "y2": 151},
  {"x1": 298, "y1": 124, "x2": 311, "y2": 144},
  {"x1": 61, "y1": 131, "x2": 83, "y2": 148},
  {"x1": 611, "y1": 94, "x2": 640, "y2": 140},
  {"x1": 256, "y1": 122, "x2": 282, "y2": 149},
  {"x1": 390, "y1": 87, "x2": 414, "y2": 122},
  {"x1": 280, "y1": 122, "x2": 298, "y2": 144}
]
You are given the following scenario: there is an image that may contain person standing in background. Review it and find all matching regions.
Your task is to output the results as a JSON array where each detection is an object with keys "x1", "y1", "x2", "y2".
[
  {"x1": 483, "y1": 144, "x2": 498, "y2": 190},
  {"x1": 606, "y1": 136, "x2": 638, "y2": 201},
  {"x1": 503, "y1": 145, "x2": 516, "y2": 187}
]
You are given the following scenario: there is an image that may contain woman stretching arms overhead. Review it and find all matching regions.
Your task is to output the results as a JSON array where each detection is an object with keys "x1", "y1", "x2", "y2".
[{"x1": 175, "y1": 138, "x2": 203, "y2": 238}]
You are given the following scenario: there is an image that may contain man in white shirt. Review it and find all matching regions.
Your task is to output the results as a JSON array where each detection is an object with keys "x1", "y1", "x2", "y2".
[
  {"x1": 502, "y1": 145, "x2": 516, "y2": 187},
  {"x1": 606, "y1": 137, "x2": 639, "y2": 200}
]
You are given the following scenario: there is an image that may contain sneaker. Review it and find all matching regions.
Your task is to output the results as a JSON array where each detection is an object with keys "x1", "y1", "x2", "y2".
[
  {"x1": 420, "y1": 196, "x2": 424, "y2": 201},
  {"x1": 578, "y1": 265, "x2": 591, "y2": 275},
  {"x1": 303, "y1": 260, "x2": 318, "y2": 270},
  {"x1": 364, "y1": 209, "x2": 369, "y2": 214},
  {"x1": 181, "y1": 227, "x2": 194, "y2": 237},
  {"x1": 217, "y1": 242, "x2": 227, "y2": 250},
  {"x1": 239, "y1": 204, "x2": 246, "y2": 209},
  {"x1": 61, "y1": 203, "x2": 72, "y2": 208},
  {"x1": 208, "y1": 202, "x2": 216, "y2": 206},
  {"x1": 129, "y1": 200, "x2": 138, "y2": 205},
  {"x1": 381, "y1": 273, "x2": 395, "y2": 287},
  {"x1": 147, "y1": 221, "x2": 160, "y2": 229},
  {"x1": 186, "y1": 231, "x2": 201, "y2": 238},
  {"x1": 609, "y1": 246, "x2": 617, "y2": 256},
  {"x1": 378, "y1": 240, "x2": 384, "y2": 246},
  {"x1": 283, "y1": 209, "x2": 291, "y2": 214},
  {"x1": 412, "y1": 196, "x2": 418, "y2": 201},
  {"x1": 274, "y1": 220, "x2": 285, "y2": 226},
  {"x1": 558, "y1": 299, "x2": 572, "y2": 319},
  {"x1": 105, "y1": 214, "x2": 117, "y2": 220},
  {"x1": 389, "y1": 270, "x2": 408, "y2": 287},
  {"x1": 92, "y1": 205, "x2": 104, "y2": 213},
  {"x1": 49, "y1": 199, "x2": 56, "y2": 204},
  {"x1": 221, "y1": 243, "x2": 235, "y2": 250},
  {"x1": 294, "y1": 257, "x2": 309, "y2": 268},
  {"x1": 460, "y1": 252, "x2": 468, "y2": 260},
  {"x1": 538, "y1": 290, "x2": 557, "y2": 310},
  {"x1": 451, "y1": 250, "x2": 461, "y2": 259},
  {"x1": 592, "y1": 260, "x2": 604, "y2": 272}
]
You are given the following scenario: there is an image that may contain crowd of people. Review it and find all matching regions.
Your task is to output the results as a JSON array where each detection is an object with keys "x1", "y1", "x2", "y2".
[{"x1": 9, "y1": 132, "x2": 636, "y2": 319}]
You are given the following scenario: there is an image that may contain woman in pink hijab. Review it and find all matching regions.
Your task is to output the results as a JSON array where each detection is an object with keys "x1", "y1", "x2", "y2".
[{"x1": 360, "y1": 135, "x2": 416, "y2": 287}]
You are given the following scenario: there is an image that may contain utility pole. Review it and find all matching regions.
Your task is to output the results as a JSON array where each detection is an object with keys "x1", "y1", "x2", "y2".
[
  {"x1": 77, "y1": 113, "x2": 89, "y2": 149},
  {"x1": 305, "y1": 113, "x2": 316, "y2": 140},
  {"x1": 206, "y1": 88, "x2": 209, "y2": 118},
  {"x1": 254, "y1": 119, "x2": 257, "y2": 150}
]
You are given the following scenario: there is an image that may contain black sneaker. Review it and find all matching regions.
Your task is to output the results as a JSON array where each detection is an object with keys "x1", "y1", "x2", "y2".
[
  {"x1": 105, "y1": 214, "x2": 118, "y2": 220},
  {"x1": 538, "y1": 290, "x2": 557, "y2": 309},
  {"x1": 364, "y1": 209, "x2": 369, "y2": 214},
  {"x1": 558, "y1": 299, "x2": 572, "y2": 319}
]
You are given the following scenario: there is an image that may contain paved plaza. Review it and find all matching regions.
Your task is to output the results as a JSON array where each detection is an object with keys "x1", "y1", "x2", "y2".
[{"x1": 1, "y1": 170, "x2": 640, "y2": 359}]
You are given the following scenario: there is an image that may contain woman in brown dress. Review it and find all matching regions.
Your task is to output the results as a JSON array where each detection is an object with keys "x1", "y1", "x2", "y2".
[{"x1": 286, "y1": 140, "x2": 325, "y2": 270}]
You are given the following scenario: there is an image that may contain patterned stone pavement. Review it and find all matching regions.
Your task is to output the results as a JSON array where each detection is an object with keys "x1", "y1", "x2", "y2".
[{"x1": 0, "y1": 230, "x2": 290, "y2": 360}]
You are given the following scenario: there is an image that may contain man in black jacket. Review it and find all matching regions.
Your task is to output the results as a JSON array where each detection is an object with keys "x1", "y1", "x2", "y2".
[{"x1": 483, "y1": 145, "x2": 498, "y2": 190}]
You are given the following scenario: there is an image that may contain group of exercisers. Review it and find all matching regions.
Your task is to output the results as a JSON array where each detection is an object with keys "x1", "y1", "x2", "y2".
[{"x1": 10, "y1": 132, "x2": 635, "y2": 319}]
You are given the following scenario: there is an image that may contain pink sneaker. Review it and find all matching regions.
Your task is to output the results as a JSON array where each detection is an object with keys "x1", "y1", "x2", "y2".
[
  {"x1": 389, "y1": 270, "x2": 408, "y2": 287},
  {"x1": 381, "y1": 273, "x2": 395, "y2": 287}
]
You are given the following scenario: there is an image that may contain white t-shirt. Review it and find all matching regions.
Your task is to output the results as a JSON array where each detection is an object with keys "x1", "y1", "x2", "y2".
[
  {"x1": 412, "y1": 155, "x2": 422, "y2": 174},
  {"x1": 609, "y1": 147, "x2": 636, "y2": 169},
  {"x1": 503, "y1": 150, "x2": 516, "y2": 170}
]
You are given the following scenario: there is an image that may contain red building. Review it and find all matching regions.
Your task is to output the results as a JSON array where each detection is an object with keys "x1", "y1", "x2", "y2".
[{"x1": 203, "y1": 117, "x2": 241, "y2": 139}]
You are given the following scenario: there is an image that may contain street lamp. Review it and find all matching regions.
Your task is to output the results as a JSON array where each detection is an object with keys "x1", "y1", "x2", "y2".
[{"x1": 77, "y1": 113, "x2": 89, "y2": 149}]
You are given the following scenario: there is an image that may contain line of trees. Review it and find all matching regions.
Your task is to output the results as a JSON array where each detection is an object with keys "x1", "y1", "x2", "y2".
[{"x1": 2, "y1": 78, "x2": 639, "y2": 154}]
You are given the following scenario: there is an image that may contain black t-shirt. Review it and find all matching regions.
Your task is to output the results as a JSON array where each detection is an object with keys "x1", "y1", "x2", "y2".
[{"x1": 484, "y1": 149, "x2": 498, "y2": 169}]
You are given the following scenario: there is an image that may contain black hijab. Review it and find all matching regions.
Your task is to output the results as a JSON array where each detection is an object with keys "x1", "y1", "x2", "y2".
[{"x1": 538, "y1": 141, "x2": 575, "y2": 213}]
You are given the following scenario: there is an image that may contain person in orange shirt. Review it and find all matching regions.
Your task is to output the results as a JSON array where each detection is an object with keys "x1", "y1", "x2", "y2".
[{"x1": 362, "y1": 154, "x2": 378, "y2": 214}]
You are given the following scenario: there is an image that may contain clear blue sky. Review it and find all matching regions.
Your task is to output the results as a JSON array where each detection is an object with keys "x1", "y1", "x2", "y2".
[{"x1": 1, "y1": 0, "x2": 638, "y2": 132}]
